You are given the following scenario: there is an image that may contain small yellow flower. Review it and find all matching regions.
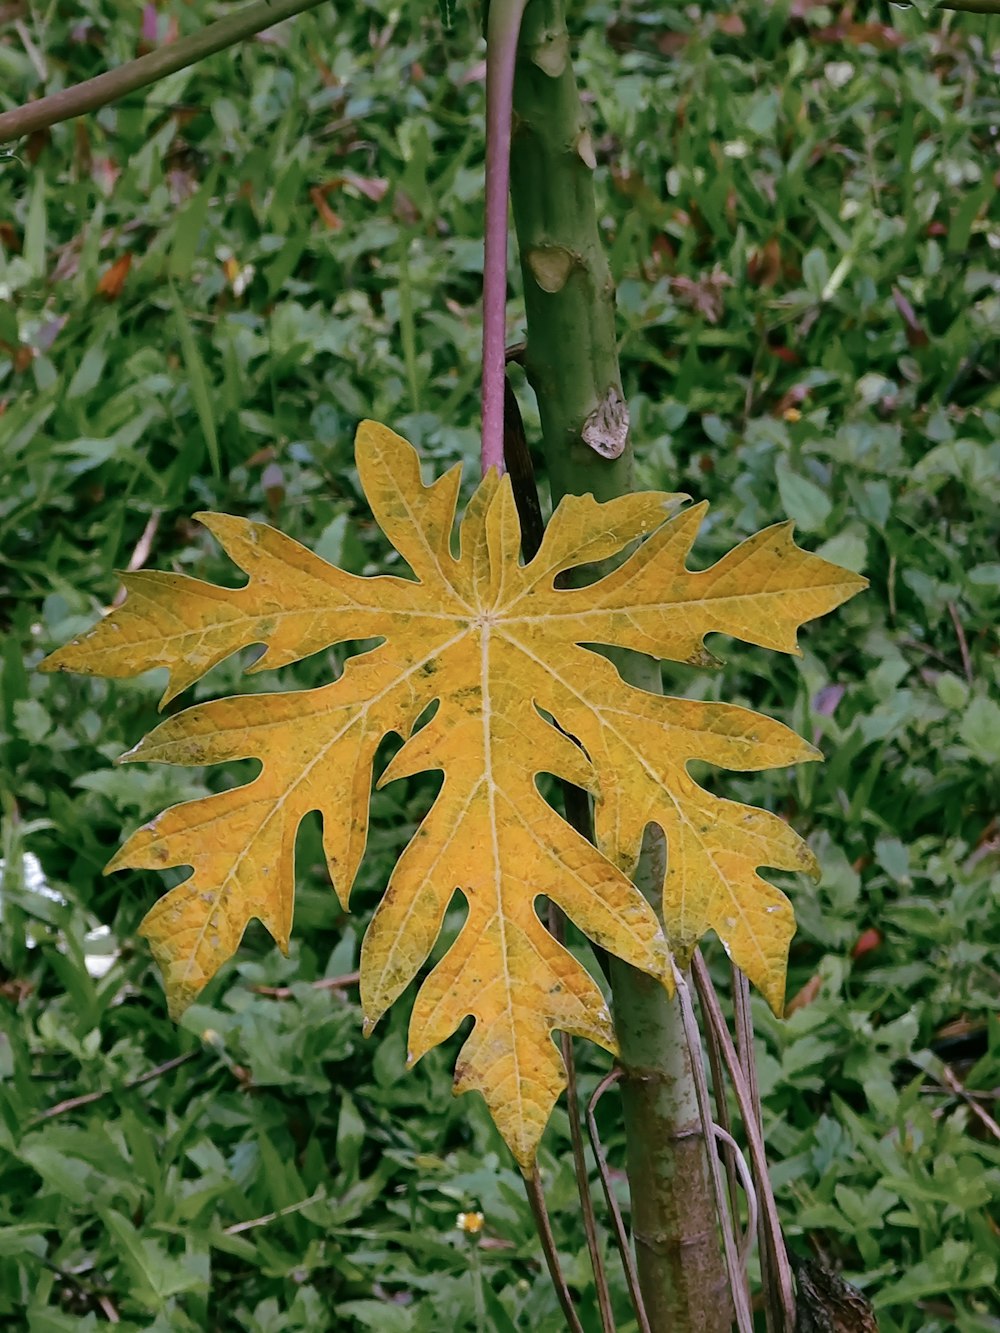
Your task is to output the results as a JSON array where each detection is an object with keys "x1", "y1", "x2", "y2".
[
  {"x1": 456, "y1": 1210, "x2": 485, "y2": 1235},
  {"x1": 783, "y1": 407, "x2": 802, "y2": 423}
]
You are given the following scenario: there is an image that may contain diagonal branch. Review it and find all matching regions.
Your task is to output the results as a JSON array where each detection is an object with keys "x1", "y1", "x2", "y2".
[{"x1": 0, "y1": 0, "x2": 332, "y2": 143}]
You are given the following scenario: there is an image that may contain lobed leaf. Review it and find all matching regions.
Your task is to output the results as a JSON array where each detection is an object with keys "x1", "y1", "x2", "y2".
[{"x1": 42, "y1": 421, "x2": 865, "y2": 1167}]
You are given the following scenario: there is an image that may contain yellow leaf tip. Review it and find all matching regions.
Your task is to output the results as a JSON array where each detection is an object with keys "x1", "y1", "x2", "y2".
[
  {"x1": 166, "y1": 995, "x2": 191, "y2": 1022},
  {"x1": 764, "y1": 982, "x2": 786, "y2": 1017},
  {"x1": 798, "y1": 843, "x2": 821, "y2": 879},
  {"x1": 355, "y1": 418, "x2": 392, "y2": 448},
  {"x1": 104, "y1": 846, "x2": 129, "y2": 875}
]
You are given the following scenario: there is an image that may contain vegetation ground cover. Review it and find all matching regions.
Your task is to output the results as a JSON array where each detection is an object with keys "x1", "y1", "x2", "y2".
[{"x1": 0, "y1": 0, "x2": 998, "y2": 1329}]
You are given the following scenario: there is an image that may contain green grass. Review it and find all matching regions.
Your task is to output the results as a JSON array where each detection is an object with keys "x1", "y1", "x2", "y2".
[{"x1": 1, "y1": 0, "x2": 998, "y2": 1329}]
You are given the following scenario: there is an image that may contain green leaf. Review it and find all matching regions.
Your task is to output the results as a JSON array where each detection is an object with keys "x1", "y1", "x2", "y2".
[
  {"x1": 336, "y1": 1093, "x2": 366, "y2": 1184},
  {"x1": 66, "y1": 331, "x2": 111, "y2": 401},
  {"x1": 776, "y1": 460, "x2": 832, "y2": 532},
  {"x1": 336, "y1": 1299, "x2": 414, "y2": 1331},
  {"x1": 169, "y1": 283, "x2": 221, "y2": 479},
  {"x1": 13, "y1": 699, "x2": 51, "y2": 744},
  {"x1": 19, "y1": 1143, "x2": 94, "y2": 1206},
  {"x1": 101, "y1": 1208, "x2": 208, "y2": 1307},
  {"x1": 0, "y1": 1223, "x2": 48, "y2": 1258},
  {"x1": 802, "y1": 248, "x2": 830, "y2": 297},
  {"x1": 874, "y1": 836, "x2": 910, "y2": 884},
  {"x1": 960, "y1": 696, "x2": 1000, "y2": 764},
  {"x1": 874, "y1": 1239, "x2": 994, "y2": 1308},
  {"x1": 23, "y1": 173, "x2": 46, "y2": 279},
  {"x1": 816, "y1": 527, "x2": 867, "y2": 573},
  {"x1": 170, "y1": 166, "x2": 220, "y2": 281},
  {"x1": 935, "y1": 672, "x2": 970, "y2": 709}
]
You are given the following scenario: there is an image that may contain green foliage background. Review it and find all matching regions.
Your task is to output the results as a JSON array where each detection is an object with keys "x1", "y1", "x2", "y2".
[{"x1": 1, "y1": 0, "x2": 998, "y2": 1329}]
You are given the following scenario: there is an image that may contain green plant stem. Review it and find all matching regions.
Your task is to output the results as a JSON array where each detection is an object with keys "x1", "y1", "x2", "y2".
[
  {"x1": 0, "y1": 0, "x2": 332, "y2": 143},
  {"x1": 607, "y1": 841, "x2": 732, "y2": 1331},
  {"x1": 508, "y1": 1, "x2": 730, "y2": 1328},
  {"x1": 508, "y1": 0, "x2": 633, "y2": 505}
]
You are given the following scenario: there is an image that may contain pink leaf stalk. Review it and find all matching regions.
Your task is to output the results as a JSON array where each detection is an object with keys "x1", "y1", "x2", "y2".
[{"x1": 481, "y1": 0, "x2": 528, "y2": 478}]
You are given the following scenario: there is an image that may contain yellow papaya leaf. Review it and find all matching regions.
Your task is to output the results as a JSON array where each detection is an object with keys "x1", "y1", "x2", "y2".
[{"x1": 41, "y1": 421, "x2": 865, "y2": 1167}]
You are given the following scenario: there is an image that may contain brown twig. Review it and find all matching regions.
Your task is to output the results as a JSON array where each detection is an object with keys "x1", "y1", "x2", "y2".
[
  {"x1": 547, "y1": 906, "x2": 615, "y2": 1330},
  {"x1": 936, "y1": 1063, "x2": 1000, "y2": 1141},
  {"x1": 14, "y1": 18, "x2": 47, "y2": 83},
  {"x1": 30, "y1": 1051, "x2": 197, "y2": 1124},
  {"x1": 702, "y1": 984, "x2": 742, "y2": 1239},
  {"x1": 673, "y1": 966, "x2": 754, "y2": 1333},
  {"x1": 899, "y1": 638, "x2": 957, "y2": 670},
  {"x1": 224, "y1": 1188, "x2": 326, "y2": 1234},
  {"x1": 125, "y1": 512, "x2": 161, "y2": 571},
  {"x1": 946, "y1": 601, "x2": 974, "y2": 683},
  {"x1": 557, "y1": 1022, "x2": 616, "y2": 1332},
  {"x1": 112, "y1": 511, "x2": 162, "y2": 606},
  {"x1": 692, "y1": 952, "x2": 796, "y2": 1330},
  {"x1": 734, "y1": 964, "x2": 783, "y2": 1333},
  {"x1": 586, "y1": 1070, "x2": 652, "y2": 1333},
  {"x1": 712, "y1": 1123, "x2": 758, "y2": 1275},
  {"x1": 97, "y1": 1294, "x2": 121, "y2": 1323},
  {"x1": 250, "y1": 969, "x2": 360, "y2": 1000},
  {"x1": 523, "y1": 1169, "x2": 586, "y2": 1333}
]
